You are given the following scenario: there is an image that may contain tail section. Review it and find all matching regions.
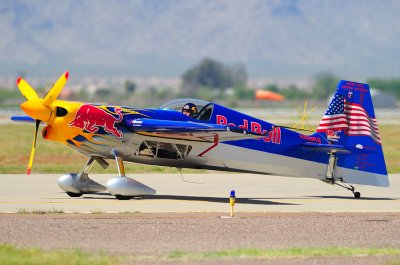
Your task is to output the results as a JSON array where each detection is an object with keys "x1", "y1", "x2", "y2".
[{"x1": 316, "y1": 80, "x2": 389, "y2": 187}]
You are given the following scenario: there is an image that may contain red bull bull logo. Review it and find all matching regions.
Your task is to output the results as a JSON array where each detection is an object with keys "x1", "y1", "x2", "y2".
[{"x1": 69, "y1": 104, "x2": 124, "y2": 138}]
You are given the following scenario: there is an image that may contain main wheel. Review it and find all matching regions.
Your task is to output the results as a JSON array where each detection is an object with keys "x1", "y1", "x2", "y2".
[
  {"x1": 353, "y1": 192, "x2": 361, "y2": 199},
  {"x1": 115, "y1": 195, "x2": 133, "y2": 200},
  {"x1": 66, "y1": 192, "x2": 83, "y2": 197}
]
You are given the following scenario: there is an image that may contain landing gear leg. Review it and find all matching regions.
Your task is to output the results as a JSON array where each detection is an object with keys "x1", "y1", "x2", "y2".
[
  {"x1": 58, "y1": 157, "x2": 107, "y2": 197},
  {"x1": 335, "y1": 182, "x2": 361, "y2": 198},
  {"x1": 114, "y1": 157, "x2": 133, "y2": 200},
  {"x1": 323, "y1": 152, "x2": 361, "y2": 199}
]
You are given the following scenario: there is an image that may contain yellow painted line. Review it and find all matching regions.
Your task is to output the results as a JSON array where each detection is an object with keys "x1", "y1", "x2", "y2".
[
  {"x1": 0, "y1": 200, "x2": 190, "y2": 204},
  {"x1": 0, "y1": 201, "x2": 125, "y2": 205}
]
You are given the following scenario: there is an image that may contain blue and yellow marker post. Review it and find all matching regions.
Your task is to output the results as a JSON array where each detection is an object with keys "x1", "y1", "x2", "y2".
[{"x1": 229, "y1": 190, "x2": 235, "y2": 217}]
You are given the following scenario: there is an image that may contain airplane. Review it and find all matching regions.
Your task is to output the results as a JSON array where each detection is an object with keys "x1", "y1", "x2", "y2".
[{"x1": 12, "y1": 71, "x2": 388, "y2": 200}]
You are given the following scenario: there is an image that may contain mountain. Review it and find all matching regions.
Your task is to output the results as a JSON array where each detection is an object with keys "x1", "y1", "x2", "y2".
[{"x1": 1, "y1": 0, "x2": 400, "y2": 80}]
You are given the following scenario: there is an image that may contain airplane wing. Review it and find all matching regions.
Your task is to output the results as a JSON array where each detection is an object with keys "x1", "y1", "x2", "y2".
[
  {"x1": 125, "y1": 118, "x2": 264, "y2": 142},
  {"x1": 11, "y1": 116, "x2": 36, "y2": 123}
]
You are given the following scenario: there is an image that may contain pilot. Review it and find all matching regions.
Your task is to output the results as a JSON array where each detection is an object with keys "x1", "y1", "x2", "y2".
[{"x1": 182, "y1": 103, "x2": 198, "y2": 118}]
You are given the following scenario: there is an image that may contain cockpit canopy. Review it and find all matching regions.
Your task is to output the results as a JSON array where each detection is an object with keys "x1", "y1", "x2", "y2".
[
  {"x1": 160, "y1": 98, "x2": 214, "y2": 121},
  {"x1": 160, "y1": 98, "x2": 209, "y2": 112}
]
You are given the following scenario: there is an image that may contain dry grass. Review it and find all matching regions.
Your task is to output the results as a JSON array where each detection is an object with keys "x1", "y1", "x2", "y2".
[{"x1": 380, "y1": 125, "x2": 400, "y2": 173}]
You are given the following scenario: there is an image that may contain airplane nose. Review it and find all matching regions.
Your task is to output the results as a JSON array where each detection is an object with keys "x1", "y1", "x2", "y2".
[
  {"x1": 20, "y1": 101, "x2": 30, "y2": 113},
  {"x1": 20, "y1": 100, "x2": 52, "y2": 122},
  {"x1": 20, "y1": 101, "x2": 33, "y2": 115}
]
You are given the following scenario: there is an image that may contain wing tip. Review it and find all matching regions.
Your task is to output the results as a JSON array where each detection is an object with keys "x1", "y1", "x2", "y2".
[
  {"x1": 64, "y1": 71, "x2": 69, "y2": 80},
  {"x1": 16, "y1": 77, "x2": 22, "y2": 85}
]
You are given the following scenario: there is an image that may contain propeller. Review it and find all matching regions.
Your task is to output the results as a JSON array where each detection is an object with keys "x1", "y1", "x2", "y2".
[
  {"x1": 27, "y1": 120, "x2": 40, "y2": 175},
  {"x1": 16, "y1": 71, "x2": 69, "y2": 175},
  {"x1": 16, "y1": 77, "x2": 39, "y2": 101},
  {"x1": 42, "y1": 71, "x2": 69, "y2": 107}
]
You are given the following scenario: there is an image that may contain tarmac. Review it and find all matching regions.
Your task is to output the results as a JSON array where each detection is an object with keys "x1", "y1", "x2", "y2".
[{"x1": 0, "y1": 173, "x2": 398, "y2": 213}]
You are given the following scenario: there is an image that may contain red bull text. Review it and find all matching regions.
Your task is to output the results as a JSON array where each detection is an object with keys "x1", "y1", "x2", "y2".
[{"x1": 216, "y1": 114, "x2": 281, "y2": 144}]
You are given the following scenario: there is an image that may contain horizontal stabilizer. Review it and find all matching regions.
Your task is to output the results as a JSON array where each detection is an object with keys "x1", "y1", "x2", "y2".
[{"x1": 302, "y1": 142, "x2": 351, "y2": 154}]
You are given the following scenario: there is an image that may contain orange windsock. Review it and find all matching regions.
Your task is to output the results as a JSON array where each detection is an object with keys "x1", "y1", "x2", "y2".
[{"x1": 255, "y1": 90, "x2": 285, "y2": 101}]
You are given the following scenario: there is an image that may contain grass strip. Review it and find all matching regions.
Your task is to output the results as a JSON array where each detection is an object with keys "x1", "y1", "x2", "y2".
[
  {"x1": 167, "y1": 247, "x2": 400, "y2": 260},
  {"x1": 1, "y1": 244, "x2": 400, "y2": 264},
  {"x1": 0, "y1": 244, "x2": 120, "y2": 265}
]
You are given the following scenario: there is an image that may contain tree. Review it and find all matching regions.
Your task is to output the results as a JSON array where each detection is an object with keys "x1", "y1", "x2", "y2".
[
  {"x1": 233, "y1": 84, "x2": 253, "y2": 100},
  {"x1": 281, "y1": 84, "x2": 309, "y2": 100},
  {"x1": 230, "y1": 64, "x2": 248, "y2": 86},
  {"x1": 262, "y1": 84, "x2": 309, "y2": 100},
  {"x1": 124, "y1": 80, "x2": 137, "y2": 94},
  {"x1": 264, "y1": 84, "x2": 280, "y2": 93},
  {"x1": 311, "y1": 72, "x2": 339, "y2": 100},
  {"x1": 367, "y1": 78, "x2": 400, "y2": 99},
  {"x1": 181, "y1": 57, "x2": 248, "y2": 97}
]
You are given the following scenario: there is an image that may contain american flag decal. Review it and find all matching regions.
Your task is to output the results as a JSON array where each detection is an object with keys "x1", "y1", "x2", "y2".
[{"x1": 316, "y1": 94, "x2": 381, "y2": 143}]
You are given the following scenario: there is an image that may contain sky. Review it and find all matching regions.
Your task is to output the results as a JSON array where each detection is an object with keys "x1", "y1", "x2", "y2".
[{"x1": 1, "y1": 0, "x2": 400, "y2": 81}]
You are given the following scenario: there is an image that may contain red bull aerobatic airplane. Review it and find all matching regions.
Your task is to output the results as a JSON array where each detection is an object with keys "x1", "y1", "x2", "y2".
[{"x1": 12, "y1": 71, "x2": 388, "y2": 200}]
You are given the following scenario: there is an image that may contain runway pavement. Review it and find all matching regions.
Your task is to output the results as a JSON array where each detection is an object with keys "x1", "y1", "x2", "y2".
[{"x1": 0, "y1": 173, "x2": 398, "y2": 213}]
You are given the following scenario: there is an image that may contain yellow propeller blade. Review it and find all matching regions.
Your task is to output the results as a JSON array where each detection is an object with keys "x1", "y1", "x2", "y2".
[
  {"x1": 42, "y1": 71, "x2": 69, "y2": 107},
  {"x1": 27, "y1": 120, "x2": 40, "y2": 175},
  {"x1": 16, "y1": 77, "x2": 39, "y2": 101}
]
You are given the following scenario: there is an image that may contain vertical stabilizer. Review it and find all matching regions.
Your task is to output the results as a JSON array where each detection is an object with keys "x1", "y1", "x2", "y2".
[{"x1": 315, "y1": 81, "x2": 388, "y2": 187}]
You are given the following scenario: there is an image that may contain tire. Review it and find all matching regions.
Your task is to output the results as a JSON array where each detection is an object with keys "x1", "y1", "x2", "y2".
[
  {"x1": 354, "y1": 192, "x2": 361, "y2": 199},
  {"x1": 115, "y1": 195, "x2": 133, "y2": 200},
  {"x1": 66, "y1": 192, "x2": 83, "y2": 197}
]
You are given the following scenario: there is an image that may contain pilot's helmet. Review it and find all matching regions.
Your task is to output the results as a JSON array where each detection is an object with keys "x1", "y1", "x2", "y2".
[{"x1": 182, "y1": 103, "x2": 198, "y2": 118}]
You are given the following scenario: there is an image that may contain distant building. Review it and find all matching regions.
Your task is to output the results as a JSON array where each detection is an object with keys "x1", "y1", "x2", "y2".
[
  {"x1": 370, "y1": 89, "x2": 397, "y2": 108},
  {"x1": 328, "y1": 89, "x2": 397, "y2": 109}
]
